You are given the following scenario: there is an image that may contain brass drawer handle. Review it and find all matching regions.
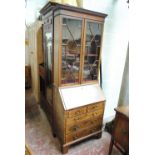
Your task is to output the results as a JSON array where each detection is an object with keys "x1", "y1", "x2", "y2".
[
  {"x1": 92, "y1": 112, "x2": 98, "y2": 116},
  {"x1": 90, "y1": 120, "x2": 97, "y2": 124},
  {"x1": 88, "y1": 105, "x2": 98, "y2": 110},
  {"x1": 75, "y1": 111, "x2": 80, "y2": 114},
  {"x1": 73, "y1": 135, "x2": 78, "y2": 140},
  {"x1": 93, "y1": 105, "x2": 98, "y2": 109},
  {"x1": 74, "y1": 117, "x2": 80, "y2": 121},
  {"x1": 75, "y1": 110, "x2": 82, "y2": 114},
  {"x1": 71, "y1": 125, "x2": 80, "y2": 131},
  {"x1": 90, "y1": 121, "x2": 94, "y2": 124},
  {"x1": 90, "y1": 129, "x2": 96, "y2": 133}
]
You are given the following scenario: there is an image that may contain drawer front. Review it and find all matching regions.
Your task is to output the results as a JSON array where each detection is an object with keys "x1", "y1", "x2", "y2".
[
  {"x1": 114, "y1": 115, "x2": 129, "y2": 150},
  {"x1": 66, "y1": 113, "x2": 87, "y2": 125},
  {"x1": 87, "y1": 109, "x2": 104, "y2": 118},
  {"x1": 68, "y1": 107, "x2": 87, "y2": 118},
  {"x1": 66, "y1": 109, "x2": 103, "y2": 125},
  {"x1": 87, "y1": 102, "x2": 104, "y2": 112},
  {"x1": 65, "y1": 124, "x2": 102, "y2": 143},
  {"x1": 66, "y1": 116, "x2": 103, "y2": 135}
]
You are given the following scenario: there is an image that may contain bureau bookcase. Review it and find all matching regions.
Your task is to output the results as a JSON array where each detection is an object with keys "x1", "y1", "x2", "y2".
[{"x1": 40, "y1": 2, "x2": 107, "y2": 153}]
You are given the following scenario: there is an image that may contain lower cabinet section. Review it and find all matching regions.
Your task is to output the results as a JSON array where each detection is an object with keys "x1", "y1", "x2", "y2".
[
  {"x1": 61, "y1": 102, "x2": 105, "y2": 153},
  {"x1": 52, "y1": 84, "x2": 106, "y2": 153}
]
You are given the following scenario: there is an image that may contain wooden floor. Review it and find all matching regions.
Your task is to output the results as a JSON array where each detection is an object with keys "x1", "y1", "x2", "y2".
[{"x1": 25, "y1": 89, "x2": 121, "y2": 155}]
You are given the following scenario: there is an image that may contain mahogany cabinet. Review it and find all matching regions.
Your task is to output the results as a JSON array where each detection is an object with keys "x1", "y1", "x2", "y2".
[
  {"x1": 40, "y1": 2, "x2": 107, "y2": 153},
  {"x1": 108, "y1": 106, "x2": 129, "y2": 155}
]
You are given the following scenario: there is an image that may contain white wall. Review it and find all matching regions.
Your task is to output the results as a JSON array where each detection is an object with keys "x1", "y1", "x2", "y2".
[
  {"x1": 118, "y1": 46, "x2": 129, "y2": 106},
  {"x1": 25, "y1": 0, "x2": 47, "y2": 65},
  {"x1": 25, "y1": 0, "x2": 47, "y2": 26},
  {"x1": 83, "y1": 0, "x2": 129, "y2": 119},
  {"x1": 25, "y1": 30, "x2": 29, "y2": 65}
]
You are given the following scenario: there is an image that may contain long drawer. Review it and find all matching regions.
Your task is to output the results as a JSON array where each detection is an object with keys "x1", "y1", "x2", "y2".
[
  {"x1": 66, "y1": 115, "x2": 103, "y2": 135},
  {"x1": 65, "y1": 124, "x2": 102, "y2": 143},
  {"x1": 66, "y1": 109, "x2": 104, "y2": 125}
]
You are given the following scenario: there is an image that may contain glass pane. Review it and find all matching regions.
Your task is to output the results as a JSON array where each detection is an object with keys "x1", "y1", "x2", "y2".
[
  {"x1": 83, "y1": 22, "x2": 102, "y2": 82},
  {"x1": 45, "y1": 31, "x2": 52, "y2": 103},
  {"x1": 45, "y1": 31, "x2": 52, "y2": 86},
  {"x1": 61, "y1": 18, "x2": 82, "y2": 84}
]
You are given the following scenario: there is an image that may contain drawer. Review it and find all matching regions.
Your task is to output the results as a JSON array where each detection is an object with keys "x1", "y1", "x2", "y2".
[
  {"x1": 66, "y1": 109, "x2": 103, "y2": 125},
  {"x1": 66, "y1": 113, "x2": 87, "y2": 125},
  {"x1": 113, "y1": 115, "x2": 129, "y2": 150},
  {"x1": 65, "y1": 124, "x2": 102, "y2": 143},
  {"x1": 66, "y1": 116, "x2": 103, "y2": 135},
  {"x1": 87, "y1": 109, "x2": 104, "y2": 118},
  {"x1": 87, "y1": 102, "x2": 104, "y2": 112},
  {"x1": 67, "y1": 107, "x2": 87, "y2": 118}
]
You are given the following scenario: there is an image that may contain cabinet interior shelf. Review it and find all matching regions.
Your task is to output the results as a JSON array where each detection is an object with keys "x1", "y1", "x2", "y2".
[
  {"x1": 62, "y1": 43, "x2": 81, "y2": 46},
  {"x1": 85, "y1": 45, "x2": 101, "y2": 47},
  {"x1": 85, "y1": 54, "x2": 98, "y2": 56},
  {"x1": 62, "y1": 53, "x2": 80, "y2": 57}
]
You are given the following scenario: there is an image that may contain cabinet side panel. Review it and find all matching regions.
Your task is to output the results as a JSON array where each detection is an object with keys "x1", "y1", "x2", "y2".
[
  {"x1": 35, "y1": 22, "x2": 43, "y2": 103},
  {"x1": 53, "y1": 86, "x2": 65, "y2": 144},
  {"x1": 37, "y1": 24, "x2": 44, "y2": 64},
  {"x1": 54, "y1": 16, "x2": 60, "y2": 86}
]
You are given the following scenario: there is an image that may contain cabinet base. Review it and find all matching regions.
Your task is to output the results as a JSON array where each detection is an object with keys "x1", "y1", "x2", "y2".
[
  {"x1": 95, "y1": 132, "x2": 102, "y2": 139},
  {"x1": 52, "y1": 132, "x2": 56, "y2": 138},
  {"x1": 61, "y1": 131, "x2": 102, "y2": 153},
  {"x1": 61, "y1": 145, "x2": 69, "y2": 154}
]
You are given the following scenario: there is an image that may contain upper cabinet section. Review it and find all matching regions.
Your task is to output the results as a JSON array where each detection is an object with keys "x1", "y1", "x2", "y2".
[{"x1": 40, "y1": 2, "x2": 107, "y2": 87}]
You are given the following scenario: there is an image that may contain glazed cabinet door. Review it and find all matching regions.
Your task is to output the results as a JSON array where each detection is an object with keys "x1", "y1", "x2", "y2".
[
  {"x1": 43, "y1": 22, "x2": 53, "y2": 103},
  {"x1": 61, "y1": 17, "x2": 83, "y2": 85},
  {"x1": 82, "y1": 21, "x2": 103, "y2": 82}
]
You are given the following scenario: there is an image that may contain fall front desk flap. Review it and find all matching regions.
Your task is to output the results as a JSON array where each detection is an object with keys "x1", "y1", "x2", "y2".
[{"x1": 59, "y1": 84, "x2": 106, "y2": 110}]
